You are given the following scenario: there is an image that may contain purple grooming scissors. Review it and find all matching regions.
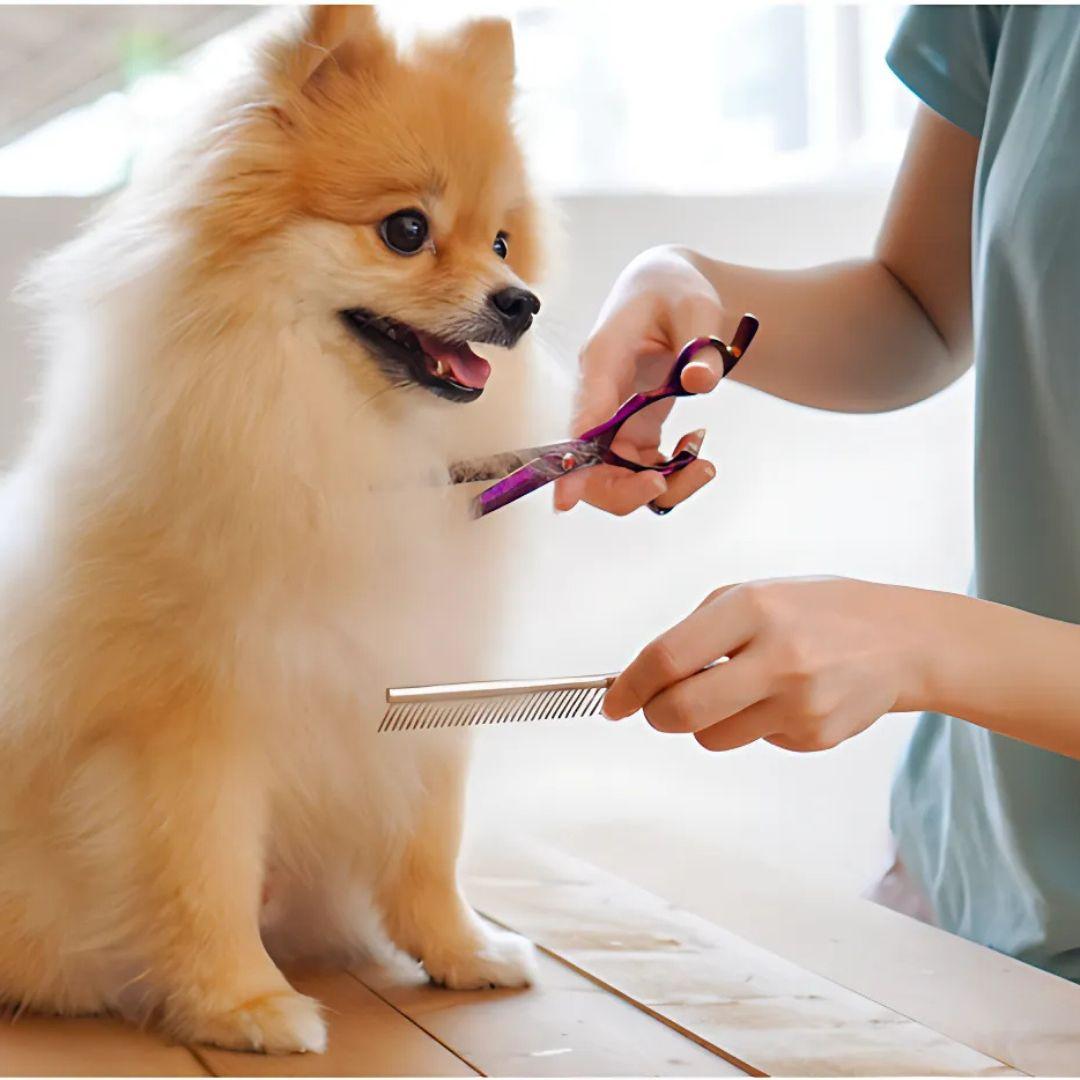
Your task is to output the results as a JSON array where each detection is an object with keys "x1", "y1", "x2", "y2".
[{"x1": 450, "y1": 313, "x2": 759, "y2": 518}]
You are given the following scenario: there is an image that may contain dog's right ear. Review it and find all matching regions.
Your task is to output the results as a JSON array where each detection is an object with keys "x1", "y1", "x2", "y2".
[{"x1": 264, "y1": 5, "x2": 392, "y2": 111}]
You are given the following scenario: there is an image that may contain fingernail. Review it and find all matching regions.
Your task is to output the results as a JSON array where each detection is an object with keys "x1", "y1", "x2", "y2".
[
  {"x1": 702, "y1": 461, "x2": 716, "y2": 479},
  {"x1": 686, "y1": 428, "x2": 707, "y2": 454},
  {"x1": 650, "y1": 473, "x2": 667, "y2": 495}
]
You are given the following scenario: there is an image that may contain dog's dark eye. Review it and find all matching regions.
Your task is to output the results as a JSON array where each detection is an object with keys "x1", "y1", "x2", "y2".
[
  {"x1": 493, "y1": 232, "x2": 509, "y2": 259},
  {"x1": 380, "y1": 210, "x2": 428, "y2": 255}
]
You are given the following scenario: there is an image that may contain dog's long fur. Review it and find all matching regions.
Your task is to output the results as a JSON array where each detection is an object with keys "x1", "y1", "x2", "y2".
[{"x1": 0, "y1": 6, "x2": 549, "y2": 1052}]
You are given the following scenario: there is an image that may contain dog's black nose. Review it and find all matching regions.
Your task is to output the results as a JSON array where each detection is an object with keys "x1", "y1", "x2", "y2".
[{"x1": 488, "y1": 287, "x2": 541, "y2": 337}]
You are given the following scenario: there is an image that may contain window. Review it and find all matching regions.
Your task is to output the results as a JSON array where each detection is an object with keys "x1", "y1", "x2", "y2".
[
  {"x1": 0, "y1": 4, "x2": 912, "y2": 198},
  {"x1": 508, "y1": 3, "x2": 912, "y2": 193}
]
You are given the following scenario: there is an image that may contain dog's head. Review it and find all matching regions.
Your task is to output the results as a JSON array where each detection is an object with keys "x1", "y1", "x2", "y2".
[{"x1": 194, "y1": 5, "x2": 542, "y2": 405}]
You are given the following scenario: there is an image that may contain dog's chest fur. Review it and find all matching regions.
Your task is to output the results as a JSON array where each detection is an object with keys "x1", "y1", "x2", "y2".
[{"x1": 235, "y1": 379, "x2": 534, "y2": 960}]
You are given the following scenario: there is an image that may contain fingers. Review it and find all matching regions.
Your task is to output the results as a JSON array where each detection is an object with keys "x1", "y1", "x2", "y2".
[
  {"x1": 570, "y1": 376, "x2": 620, "y2": 439},
  {"x1": 647, "y1": 429, "x2": 713, "y2": 511},
  {"x1": 603, "y1": 586, "x2": 756, "y2": 719},
  {"x1": 694, "y1": 699, "x2": 781, "y2": 752},
  {"x1": 556, "y1": 332, "x2": 631, "y2": 513},
  {"x1": 553, "y1": 470, "x2": 587, "y2": 512},
  {"x1": 556, "y1": 428, "x2": 713, "y2": 514},
  {"x1": 645, "y1": 459, "x2": 715, "y2": 511},
  {"x1": 572, "y1": 331, "x2": 632, "y2": 436},
  {"x1": 557, "y1": 467, "x2": 665, "y2": 515},
  {"x1": 641, "y1": 653, "x2": 769, "y2": 734}
]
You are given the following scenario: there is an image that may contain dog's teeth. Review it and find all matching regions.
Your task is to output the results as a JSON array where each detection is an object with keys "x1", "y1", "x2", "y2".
[{"x1": 435, "y1": 359, "x2": 450, "y2": 377}]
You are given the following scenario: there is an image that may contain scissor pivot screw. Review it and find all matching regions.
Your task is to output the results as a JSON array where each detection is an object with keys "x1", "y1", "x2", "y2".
[{"x1": 560, "y1": 453, "x2": 576, "y2": 471}]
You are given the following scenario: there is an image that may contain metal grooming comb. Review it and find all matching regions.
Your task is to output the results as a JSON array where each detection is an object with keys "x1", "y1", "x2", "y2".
[{"x1": 378, "y1": 673, "x2": 617, "y2": 733}]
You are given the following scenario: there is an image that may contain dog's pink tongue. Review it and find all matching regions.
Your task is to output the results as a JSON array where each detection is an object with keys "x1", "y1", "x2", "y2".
[{"x1": 416, "y1": 332, "x2": 491, "y2": 389}]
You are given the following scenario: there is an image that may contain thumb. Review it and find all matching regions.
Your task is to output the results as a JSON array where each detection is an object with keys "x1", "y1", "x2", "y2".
[
  {"x1": 665, "y1": 297, "x2": 729, "y2": 395},
  {"x1": 679, "y1": 333, "x2": 741, "y2": 394},
  {"x1": 680, "y1": 355, "x2": 726, "y2": 395}
]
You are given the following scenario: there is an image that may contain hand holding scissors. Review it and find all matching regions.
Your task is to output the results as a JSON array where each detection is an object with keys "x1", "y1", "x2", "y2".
[{"x1": 451, "y1": 314, "x2": 759, "y2": 518}]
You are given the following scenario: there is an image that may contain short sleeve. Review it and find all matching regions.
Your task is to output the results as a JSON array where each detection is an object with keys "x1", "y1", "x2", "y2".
[{"x1": 887, "y1": 5, "x2": 1006, "y2": 137}]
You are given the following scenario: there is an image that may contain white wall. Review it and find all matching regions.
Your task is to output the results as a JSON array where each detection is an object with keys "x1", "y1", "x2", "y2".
[{"x1": 0, "y1": 185, "x2": 976, "y2": 897}]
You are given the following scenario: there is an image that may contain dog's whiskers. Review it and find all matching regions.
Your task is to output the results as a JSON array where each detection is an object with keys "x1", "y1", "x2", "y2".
[{"x1": 351, "y1": 379, "x2": 414, "y2": 418}]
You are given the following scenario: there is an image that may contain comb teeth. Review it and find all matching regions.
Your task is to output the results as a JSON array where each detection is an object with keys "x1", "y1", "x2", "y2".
[{"x1": 378, "y1": 675, "x2": 615, "y2": 733}]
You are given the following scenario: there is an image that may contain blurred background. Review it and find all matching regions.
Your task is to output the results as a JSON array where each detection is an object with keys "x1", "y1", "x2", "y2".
[
  {"x1": 0, "y1": 4, "x2": 973, "y2": 949},
  {"x1": 0, "y1": 3, "x2": 913, "y2": 196}
]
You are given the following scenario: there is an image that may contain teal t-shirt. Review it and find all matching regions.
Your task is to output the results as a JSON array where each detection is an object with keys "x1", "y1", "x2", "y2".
[{"x1": 888, "y1": 6, "x2": 1080, "y2": 982}]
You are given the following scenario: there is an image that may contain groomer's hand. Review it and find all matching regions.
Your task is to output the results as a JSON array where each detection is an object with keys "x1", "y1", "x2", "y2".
[
  {"x1": 603, "y1": 577, "x2": 932, "y2": 752},
  {"x1": 555, "y1": 245, "x2": 729, "y2": 515}
]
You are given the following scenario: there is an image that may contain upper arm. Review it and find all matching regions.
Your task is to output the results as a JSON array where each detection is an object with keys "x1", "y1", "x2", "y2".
[{"x1": 875, "y1": 104, "x2": 979, "y2": 364}]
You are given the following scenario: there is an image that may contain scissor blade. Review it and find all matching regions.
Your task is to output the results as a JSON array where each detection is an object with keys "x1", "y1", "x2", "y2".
[
  {"x1": 468, "y1": 443, "x2": 603, "y2": 518},
  {"x1": 449, "y1": 442, "x2": 600, "y2": 486},
  {"x1": 448, "y1": 449, "x2": 543, "y2": 485},
  {"x1": 449, "y1": 440, "x2": 588, "y2": 486}
]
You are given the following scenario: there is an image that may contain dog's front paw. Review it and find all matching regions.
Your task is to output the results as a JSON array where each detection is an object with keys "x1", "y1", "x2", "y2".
[
  {"x1": 424, "y1": 927, "x2": 537, "y2": 990},
  {"x1": 180, "y1": 989, "x2": 327, "y2": 1055}
]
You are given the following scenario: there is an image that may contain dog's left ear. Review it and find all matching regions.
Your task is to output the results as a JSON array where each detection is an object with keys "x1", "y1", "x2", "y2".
[
  {"x1": 265, "y1": 5, "x2": 393, "y2": 108},
  {"x1": 446, "y1": 18, "x2": 516, "y2": 106}
]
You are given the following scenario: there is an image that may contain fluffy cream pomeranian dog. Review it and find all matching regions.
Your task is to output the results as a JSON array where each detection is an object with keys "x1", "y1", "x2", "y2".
[{"x1": 0, "y1": 4, "x2": 550, "y2": 1054}]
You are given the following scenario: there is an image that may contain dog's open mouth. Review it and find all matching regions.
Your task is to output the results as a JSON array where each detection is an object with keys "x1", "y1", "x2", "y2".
[{"x1": 341, "y1": 308, "x2": 491, "y2": 403}]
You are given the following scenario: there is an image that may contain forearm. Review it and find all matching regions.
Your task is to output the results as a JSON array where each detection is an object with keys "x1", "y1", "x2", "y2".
[
  {"x1": 678, "y1": 250, "x2": 968, "y2": 412},
  {"x1": 670, "y1": 108, "x2": 976, "y2": 414},
  {"x1": 907, "y1": 589, "x2": 1080, "y2": 759}
]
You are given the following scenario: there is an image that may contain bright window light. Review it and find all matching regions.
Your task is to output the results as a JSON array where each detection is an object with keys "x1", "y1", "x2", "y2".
[{"x1": 0, "y1": 4, "x2": 913, "y2": 199}]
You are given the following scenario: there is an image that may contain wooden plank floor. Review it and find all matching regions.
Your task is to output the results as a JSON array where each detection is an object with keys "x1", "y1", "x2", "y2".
[
  {"x1": 550, "y1": 819, "x2": 1080, "y2": 1078},
  {"x1": 0, "y1": 925, "x2": 746, "y2": 1077},
  {"x1": 353, "y1": 947, "x2": 744, "y2": 1077},
  {"x1": 197, "y1": 970, "x2": 477, "y2": 1078},
  {"x1": 466, "y1": 841, "x2": 1021, "y2": 1078},
  {"x1": 0, "y1": 1014, "x2": 209, "y2": 1077},
  {"x1": 0, "y1": 842, "x2": 1028, "y2": 1077}
]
